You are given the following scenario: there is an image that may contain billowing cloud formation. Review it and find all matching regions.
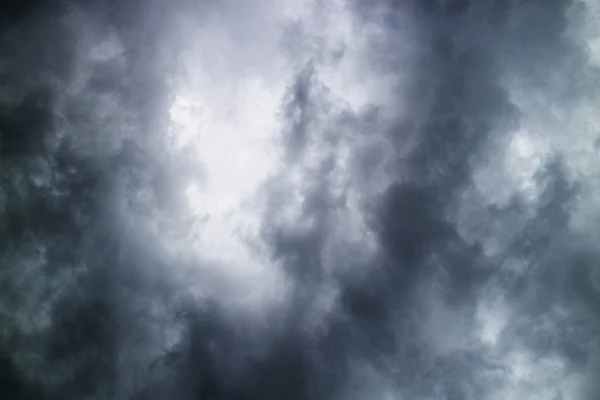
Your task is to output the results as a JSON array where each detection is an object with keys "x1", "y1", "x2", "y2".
[{"x1": 1, "y1": 0, "x2": 600, "y2": 399}]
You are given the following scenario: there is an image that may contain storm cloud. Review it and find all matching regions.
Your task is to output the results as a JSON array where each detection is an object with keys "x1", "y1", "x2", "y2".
[{"x1": 1, "y1": 0, "x2": 600, "y2": 399}]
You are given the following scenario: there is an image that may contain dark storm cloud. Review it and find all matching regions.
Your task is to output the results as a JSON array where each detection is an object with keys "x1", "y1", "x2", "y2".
[
  {"x1": 2, "y1": 0, "x2": 600, "y2": 399},
  {"x1": 0, "y1": 1, "x2": 182, "y2": 398},
  {"x1": 283, "y1": 62, "x2": 316, "y2": 161},
  {"x1": 268, "y1": 0, "x2": 600, "y2": 398},
  {"x1": 0, "y1": 13, "x2": 82, "y2": 400}
]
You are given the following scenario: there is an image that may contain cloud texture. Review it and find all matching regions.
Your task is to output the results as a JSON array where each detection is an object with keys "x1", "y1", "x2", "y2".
[{"x1": 1, "y1": 0, "x2": 600, "y2": 399}]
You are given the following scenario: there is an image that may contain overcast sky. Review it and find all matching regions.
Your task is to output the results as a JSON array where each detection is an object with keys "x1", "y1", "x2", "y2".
[{"x1": 2, "y1": 0, "x2": 600, "y2": 399}]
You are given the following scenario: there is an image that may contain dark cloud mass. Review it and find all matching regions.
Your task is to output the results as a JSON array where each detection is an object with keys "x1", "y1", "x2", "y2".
[{"x1": 2, "y1": 0, "x2": 600, "y2": 399}]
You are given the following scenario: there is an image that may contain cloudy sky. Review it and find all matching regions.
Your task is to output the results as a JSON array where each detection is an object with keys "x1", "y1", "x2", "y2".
[{"x1": 2, "y1": 0, "x2": 600, "y2": 399}]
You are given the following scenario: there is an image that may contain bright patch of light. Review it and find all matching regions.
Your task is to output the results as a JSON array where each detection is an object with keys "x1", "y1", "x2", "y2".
[
  {"x1": 505, "y1": 131, "x2": 548, "y2": 201},
  {"x1": 476, "y1": 292, "x2": 510, "y2": 346},
  {"x1": 165, "y1": 0, "x2": 385, "y2": 264},
  {"x1": 168, "y1": 78, "x2": 284, "y2": 280},
  {"x1": 157, "y1": 0, "x2": 404, "y2": 312}
]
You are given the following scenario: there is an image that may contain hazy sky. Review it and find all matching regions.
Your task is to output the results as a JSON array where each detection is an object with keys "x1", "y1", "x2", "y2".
[{"x1": 1, "y1": 0, "x2": 600, "y2": 399}]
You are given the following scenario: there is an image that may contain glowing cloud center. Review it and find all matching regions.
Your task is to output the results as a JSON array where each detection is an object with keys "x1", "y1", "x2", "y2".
[{"x1": 168, "y1": 78, "x2": 284, "y2": 273}]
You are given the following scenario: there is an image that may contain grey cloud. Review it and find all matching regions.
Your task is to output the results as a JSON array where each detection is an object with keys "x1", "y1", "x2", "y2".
[
  {"x1": 282, "y1": 62, "x2": 316, "y2": 161},
  {"x1": 2, "y1": 0, "x2": 600, "y2": 399},
  {"x1": 268, "y1": 0, "x2": 600, "y2": 398}
]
